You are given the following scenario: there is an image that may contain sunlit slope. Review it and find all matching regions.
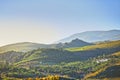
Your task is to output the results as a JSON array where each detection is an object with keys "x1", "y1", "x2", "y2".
[
  {"x1": 66, "y1": 40, "x2": 120, "y2": 52},
  {"x1": 15, "y1": 41, "x2": 120, "y2": 66},
  {"x1": 15, "y1": 49, "x2": 75, "y2": 66},
  {"x1": 0, "y1": 40, "x2": 120, "y2": 68},
  {"x1": 0, "y1": 39, "x2": 92, "y2": 54},
  {"x1": 0, "y1": 51, "x2": 25, "y2": 64},
  {"x1": 85, "y1": 65, "x2": 120, "y2": 79},
  {"x1": 112, "y1": 51, "x2": 120, "y2": 56},
  {"x1": 0, "y1": 42, "x2": 49, "y2": 53},
  {"x1": 84, "y1": 51, "x2": 120, "y2": 79}
]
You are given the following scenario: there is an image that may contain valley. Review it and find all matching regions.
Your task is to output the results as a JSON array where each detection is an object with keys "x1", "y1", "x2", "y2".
[{"x1": 0, "y1": 37, "x2": 120, "y2": 80}]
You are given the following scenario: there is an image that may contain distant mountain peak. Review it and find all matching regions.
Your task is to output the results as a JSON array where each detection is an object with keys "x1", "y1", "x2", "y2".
[
  {"x1": 71, "y1": 38, "x2": 81, "y2": 42},
  {"x1": 59, "y1": 38, "x2": 92, "y2": 48},
  {"x1": 109, "y1": 29, "x2": 120, "y2": 31},
  {"x1": 57, "y1": 30, "x2": 120, "y2": 43},
  {"x1": 71, "y1": 38, "x2": 86, "y2": 42}
]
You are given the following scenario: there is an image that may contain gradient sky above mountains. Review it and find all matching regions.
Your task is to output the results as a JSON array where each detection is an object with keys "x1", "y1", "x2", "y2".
[{"x1": 0, "y1": 0, "x2": 120, "y2": 46}]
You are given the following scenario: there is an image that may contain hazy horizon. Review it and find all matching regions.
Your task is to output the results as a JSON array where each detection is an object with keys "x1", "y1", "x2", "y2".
[{"x1": 0, "y1": 0, "x2": 120, "y2": 46}]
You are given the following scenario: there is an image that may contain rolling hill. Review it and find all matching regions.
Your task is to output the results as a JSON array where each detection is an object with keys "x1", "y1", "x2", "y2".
[
  {"x1": 7, "y1": 40, "x2": 120, "y2": 67},
  {"x1": 66, "y1": 40, "x2": 120, "y2": 52},
  {"x1": 54, "y1": 38, "x2": 93, "y2": 48},
  {"x1": 0, "y1": 42, "x2": 50, "y2": 53},
  {"x1": 0, "y1": 39, "x2": 92, "y2": 53},
  {"x1": 0, "y1": 40, "x2": 120, "y2": 79},
  {"x1": 58, "y1": 30, "x2": 120, "y2": 43},
  {"x1": 0, "y1": 40, "x2": 119, "y2": 65},
  {"x1": 84, "y1": 51, "x2": 120, "y2": 79},
  {"x1": 85, "y1": 65, "x2": 120, "y2": 80}
]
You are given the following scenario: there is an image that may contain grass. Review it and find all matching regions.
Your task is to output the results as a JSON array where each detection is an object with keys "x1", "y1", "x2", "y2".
[
  {"x1": 112, "y1": 51, "x2": 120, "y2": 56},
  {"x1": 0, "y1": 42, "x2": 40, "y2": 53},
  {"x1": 65, "y1": 40, "x2": 120, "y2": 52},
  {"x1": 84, "y1": 53, "x2": 120, "y2": 80}
]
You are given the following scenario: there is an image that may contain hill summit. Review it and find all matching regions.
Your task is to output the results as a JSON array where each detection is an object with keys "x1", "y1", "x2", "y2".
[{"x1": 60, "y1": 38, "x2": 92, "y2": 48}]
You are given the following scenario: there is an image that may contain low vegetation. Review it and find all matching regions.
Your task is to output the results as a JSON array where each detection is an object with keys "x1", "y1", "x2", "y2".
[{"x1": 0, "y1": 40, "x2": 120, "y2": 80}]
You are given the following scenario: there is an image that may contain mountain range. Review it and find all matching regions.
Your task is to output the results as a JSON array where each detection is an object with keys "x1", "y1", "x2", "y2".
[
  {"x1": 1, "y1": 30, "x2": 120, "y2": 53},
  {"x1": 58, "y1": 30, "x2": 120, "y2": 43}
]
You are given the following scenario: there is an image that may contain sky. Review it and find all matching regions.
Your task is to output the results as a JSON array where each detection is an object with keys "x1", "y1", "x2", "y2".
[{"x1": 0, "y1": 0, "x2": 120, "y2": 46}]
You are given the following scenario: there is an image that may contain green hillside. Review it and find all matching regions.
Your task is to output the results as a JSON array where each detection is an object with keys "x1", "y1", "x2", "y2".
[
  {"x1": 85, "y1": 65, "x2": 120, "y2": 80},
  {"x1": 15, "y1": 49, "x2": 75, "y2": 66},
  {"x1": 0, "y1": 40, "x2": 120, "y2": 80},
  {"x1": 66, "y1": 40, "x2": 120, "y2": 52},
  {"x1": 84, "y1": 51, "x2": 120, "y2": 79},
  {"x1": 0, "y1": 39, "x2": 92, "y2": 54},
  {"x1": 0, "y1": 42, "x2": 49, "y2": 53},
  {"x1": 0, "y1": 51, "x2": 25, "y2": 64},
  {"x1": 0, "y1": 40, "x2": 119, "y2": 67}
]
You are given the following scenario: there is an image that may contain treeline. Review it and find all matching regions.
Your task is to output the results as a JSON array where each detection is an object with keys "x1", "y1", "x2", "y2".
[
  {"x1": 2, "y1": 75, "x2": 75, "y2": 80},
  {"x1": 3, "y1": 75, "x2": 59, "y2": 80}
]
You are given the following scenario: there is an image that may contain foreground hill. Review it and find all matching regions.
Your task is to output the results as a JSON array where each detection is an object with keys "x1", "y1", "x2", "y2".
[
  {"x1": 85, "y1": 65, "x2": 120, "y2": 80},
  {"x1": 14, "y1": 40, "x2": 120, "y2": 66},
  {"x1": 84, "y1": 51, "x2": 120, "y2": 79},
  {"x1": 58, "y1": 30, "x2": 120, "y2": 43},
  {"x1": 0, "y1": 40, "x2": 120, "y2": 79},
  {"x1": 0, "y1": 40, "x2": 119, "y2": 65}
]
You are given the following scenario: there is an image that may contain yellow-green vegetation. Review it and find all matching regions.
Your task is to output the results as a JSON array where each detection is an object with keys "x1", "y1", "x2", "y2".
[
  {"x1": 102, "y1": 78, "x2": 120, "y2": 80},
  {"x1": 84, "y1": 51, "x2": 120, "y2": 79},
  {"x1": 0, "y1": 42, "x2": 45, "y2": 54},
  {"x1": 84, "y1": 64, "x2": 109, "y2": 79},
  {"x1": 0, "y1": 40, "x2": 120, "y2": 80},
  {"x1": 15, "y1": 50, "x2": 43, "y2": 65},
  {"x1": 0, "y1": 42, "x2": 32, "y2": 53},
  {"x1": 66, "y1": 40, "x2": 120, "y2": 52},
  {"x1": 3, "y1": 75, "x2": 60, "y2": 80},
  {"x1": 85, "y1": 64, "x2": 120, "y2": 79},
  {"x1": 112, "y1": 51, "x2": 120, "y2": 56}
]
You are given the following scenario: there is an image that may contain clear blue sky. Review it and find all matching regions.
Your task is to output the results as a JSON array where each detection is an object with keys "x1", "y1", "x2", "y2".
[{"x1": 0, "y1": 0, "x2": 120, "y2": 45}]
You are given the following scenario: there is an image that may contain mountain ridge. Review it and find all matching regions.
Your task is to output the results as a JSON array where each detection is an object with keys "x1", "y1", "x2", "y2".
[
  {"x1": 57, "y1": 30, "x2": 120, "y2": 43},
  {"x1": 0, "y1": 39, "x2": 92, "y2": 53}
]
